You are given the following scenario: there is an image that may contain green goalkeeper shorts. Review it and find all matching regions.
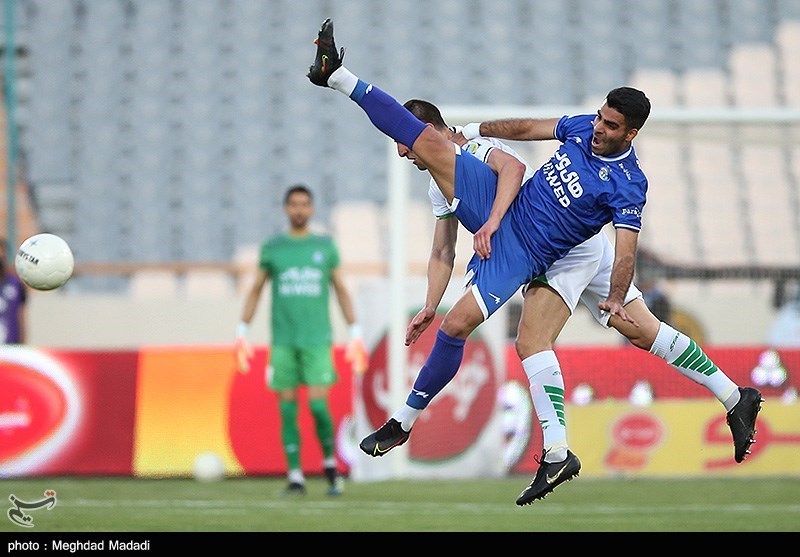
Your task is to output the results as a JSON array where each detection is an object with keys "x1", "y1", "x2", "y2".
[{"x1": 268, "y1": 345, "x2": 337, "y2": 390}]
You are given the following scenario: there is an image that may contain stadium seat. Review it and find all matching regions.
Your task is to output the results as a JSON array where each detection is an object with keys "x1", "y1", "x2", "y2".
[
  {"x1": 731, "y1": 43, "x2": 779, "y2": 107},
  {"x1": 683, "y1": 69, "x2": 727, "y2": 106}
]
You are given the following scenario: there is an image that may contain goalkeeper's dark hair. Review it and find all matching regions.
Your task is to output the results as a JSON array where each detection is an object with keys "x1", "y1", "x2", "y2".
[
  {"x1": 403, "y1": 99, "x2": 448, "y2": 130},
  {"x1": 284, "y1": 183, "x2": 313, "y2": 205},
  {"x1": 606, "y1": 87, "x2": 651, "y2": 131}
]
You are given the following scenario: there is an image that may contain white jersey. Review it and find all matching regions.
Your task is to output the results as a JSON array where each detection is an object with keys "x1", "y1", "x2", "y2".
[{"x1": 427, "y1": 128, "x2": 536, "y2": 219}]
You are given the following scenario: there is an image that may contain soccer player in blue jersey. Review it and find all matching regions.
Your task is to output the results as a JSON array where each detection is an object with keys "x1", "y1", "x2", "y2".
[
  {"x1": 400, "y1": 99, "x2": 763, "y2": 504},
  {"x1": 455, "y1": 120, "x2": 761, "y2": 501},
  {"x1": 307, "y1": 19, "x2": 762, "y2": 503}
]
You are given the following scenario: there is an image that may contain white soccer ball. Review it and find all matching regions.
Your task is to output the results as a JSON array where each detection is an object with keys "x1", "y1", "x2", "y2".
[
  {"x1": 193, "y1": 451, "x2": 226, "y2": 482},
  {"x1": 14, "y1": 233, "x2": 75, "y2": 291}
]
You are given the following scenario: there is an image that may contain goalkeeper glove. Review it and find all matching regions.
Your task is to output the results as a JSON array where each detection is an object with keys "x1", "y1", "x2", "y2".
[
  {"x1": 235, "y1": 322, "x2": 254, "y2": 373},
  {"x1": 345, "y1": 323, "x2": 369, "y2": 375}
]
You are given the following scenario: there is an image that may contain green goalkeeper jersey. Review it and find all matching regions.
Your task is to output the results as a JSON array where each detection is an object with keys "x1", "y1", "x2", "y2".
[{"x1": 260, "y1": 232, "x2": 340, "y2": 347}]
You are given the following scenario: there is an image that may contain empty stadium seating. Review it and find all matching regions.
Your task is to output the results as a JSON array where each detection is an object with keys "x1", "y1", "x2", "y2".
[{"x1": 1, "y1": 0, "x2": 798, "y2": 294}]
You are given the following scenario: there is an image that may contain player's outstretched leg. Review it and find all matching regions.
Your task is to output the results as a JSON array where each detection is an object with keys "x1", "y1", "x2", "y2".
[
  {"x1": 726, "y1": 386, "x2": 764, "y2": 462},
  {"x1": 307, "y1": 18, "x2": 343, "y2": 87},
  {"x1": 359, "y1": 418, "x2": 410, "y2": 457},
  {"x1": 306, "y1": 18, "x2": 428, "y2": 150},
  {"x1": 647, "y1": 320, "x2": 764, "y2": 463},
  {"x1": 516, "y1": 449, "x2": 581, "y2": 506}
]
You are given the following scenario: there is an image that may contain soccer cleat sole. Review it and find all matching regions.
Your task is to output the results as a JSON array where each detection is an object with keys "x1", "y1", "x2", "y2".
[
  {"x1": 734, "y1": 393, "x2": 765, "y2": 463},
  {"x1": 515, "y1": 472, "x2": 580, "y2": 506},
  {"x1": 359, "y1": 436, "x2": 408, "y2": 457}
]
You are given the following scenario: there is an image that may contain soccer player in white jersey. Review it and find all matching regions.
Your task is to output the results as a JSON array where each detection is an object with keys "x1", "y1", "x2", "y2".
[
  {"x1": 401, "y1": 99, "x2": 763, "y2": 504},
  {"x1": 307, "y1": 19, "x2": 763, "y2": 504}
]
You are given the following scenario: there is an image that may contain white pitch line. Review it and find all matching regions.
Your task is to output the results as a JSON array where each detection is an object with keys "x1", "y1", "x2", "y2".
[{"x1": 59, "y1": 499, "x2": 800, "y2": 516}]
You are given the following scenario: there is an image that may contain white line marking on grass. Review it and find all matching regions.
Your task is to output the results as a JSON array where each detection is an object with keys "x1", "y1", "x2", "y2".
[{"x1": 61, "y1": 499, "x2": 800, "y2": 516}]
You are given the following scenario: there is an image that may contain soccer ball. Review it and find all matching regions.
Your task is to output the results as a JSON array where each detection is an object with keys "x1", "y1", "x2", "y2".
[
  {"x1": 14, "y1": 233, "x2": 75, "y2": 291},
  {"x1": 192, "y1": 451, "x2": 226, "y2": 482}
]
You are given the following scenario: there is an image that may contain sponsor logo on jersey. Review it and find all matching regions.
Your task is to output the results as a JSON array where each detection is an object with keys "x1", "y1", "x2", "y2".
[
  {"x1": 621, "y1": 207, "x2": 642, "y2": 218},
  {"x1": 278, "y1": 266, "x2": 323, "y2": 296}
]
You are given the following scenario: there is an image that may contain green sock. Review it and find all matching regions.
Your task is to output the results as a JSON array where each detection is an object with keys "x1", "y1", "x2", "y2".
[
  {"x1": 309, "y1": 398, "x2": 336, "y2": 459},
  {"x1": 279, "y1": 399, "x2": 301, "y2": 471}
]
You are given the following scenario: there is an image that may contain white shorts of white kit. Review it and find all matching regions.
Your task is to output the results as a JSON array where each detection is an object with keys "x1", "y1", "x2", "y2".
[{"x1": 528, "y1": 231, "x2": 643, "y2": 327}]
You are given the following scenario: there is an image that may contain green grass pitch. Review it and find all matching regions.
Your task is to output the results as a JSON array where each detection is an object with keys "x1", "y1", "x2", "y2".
[{"x1": 1, "y1": 476, "x2": 798, "y2": 533}]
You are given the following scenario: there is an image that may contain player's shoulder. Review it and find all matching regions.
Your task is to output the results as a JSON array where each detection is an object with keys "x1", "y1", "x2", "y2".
[
  {"x1": 307, "y1": 233, "x2": 339, "y2": 252},
  {"x1": 462, "y1": 136, "x2": 502, "y2": 163},
  {"x1": 263, "y1": 233, "x2": 286, "y2": 248},
  {"x1": 309, "y1": 231, "x2": 335, "y2": 243},
  {"x1": 555, "y1": 113, "x2": 594, "y2": 137}
]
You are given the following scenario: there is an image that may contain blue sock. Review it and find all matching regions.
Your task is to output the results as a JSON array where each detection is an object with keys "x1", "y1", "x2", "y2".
[
  {"x1": 406, "y1": 330, "x2": 466, "y2": 410},
  {"x1": 350, "y1": 80, "x2": 427, "y2": 148}
]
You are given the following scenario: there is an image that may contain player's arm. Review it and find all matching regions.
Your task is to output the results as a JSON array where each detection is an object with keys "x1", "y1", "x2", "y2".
[
  {"x1": 240, "y1": 268, "x2": 269, "y2": 325},
  {"x1": 330, "y1": 267, "x2": 357, "y2": 326},
  {"x1": 598, "y1": 228, "x2": 639, "y2": 326},
  {"x1": 331, "y1": 266, "x2": 369, "y2": 374},
  {"x1": 472, "y1": 147, "x2": 526, "y2": 259},
  {"x1": 462, "y1": 118, "x2": 560, "y2": 142},
  {"x1": 235, "y1": 268, "x2": 269, "y2": 372},
  {"x1": 406, "y1": 215, "x2": 458, "y2": 346}
]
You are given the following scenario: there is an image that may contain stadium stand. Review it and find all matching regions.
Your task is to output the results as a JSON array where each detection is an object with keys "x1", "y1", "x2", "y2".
[{"x1": 1, "y1": 0, "x2": 798, "y2": 297}]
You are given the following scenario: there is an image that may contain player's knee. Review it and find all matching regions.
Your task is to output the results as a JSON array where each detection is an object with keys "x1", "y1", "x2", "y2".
[
  {"x1": 627, "y1": 335, "x2": 652, "y2": 351},
  {"x1": 440, "y1": 314, "x2": 480, "y2": 339},
  {"x1": 514, "y1": 334, "x2": 551, "y2": 361},
  {"x1": 620, "y1": 323, "x2": 658, "y2": 351}
]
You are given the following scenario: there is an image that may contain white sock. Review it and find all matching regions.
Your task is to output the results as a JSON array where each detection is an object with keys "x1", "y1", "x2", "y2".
[
  {"x1": 391, "y1": 404, "x2": 421, "y2": 432},
  {"x1": 287, "y1": 469, "x2": 305, "y2": 485},
  {"x1": 650, "y1": 322, "x2": 739, "y2": 410},
  {"x1": 523, "y1": 350, "x2": 568, "y2": 462},
  {"x1": 323, "y1": 457, "x2": 336, "y2": 469},
  {"x1": 327, "y1": 66, "x2": 358, "y2": 96}
]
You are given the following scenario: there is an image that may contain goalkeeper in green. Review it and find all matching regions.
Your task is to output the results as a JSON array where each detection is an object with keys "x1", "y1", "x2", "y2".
[{"x1": 236, "y1": 184, "x2": 367, "y2": 496}]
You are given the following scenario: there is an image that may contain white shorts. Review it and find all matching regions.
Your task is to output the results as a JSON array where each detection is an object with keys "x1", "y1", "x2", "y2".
[{"x1": 530, "y1": 232, "x2": 643, "y2": 327}]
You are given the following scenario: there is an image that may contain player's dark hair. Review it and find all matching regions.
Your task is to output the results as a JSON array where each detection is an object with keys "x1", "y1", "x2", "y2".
[
  {"x1": 606, "y1": 87, "x2": 651, "y2": 130},
  {"x1": 284, "y1": 183, "x2": 313, "y2": 205},
  {"x1": 403, "y1": 99, "x2": 448, "y2": 130}
]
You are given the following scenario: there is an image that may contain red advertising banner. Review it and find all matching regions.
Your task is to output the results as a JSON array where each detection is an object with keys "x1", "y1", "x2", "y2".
[
  {"x1": 2, "y1": 344, "x2": 798, "y2": 478},
  {"x1": 0, "y1": 346, "x2": 138, "y2": 476},
  {"x1": 0, "y1": 345, "x2": 354, "y2": 478},
  {"x1": 503, "y1": 345, "x2": 800, "y2": 475}
]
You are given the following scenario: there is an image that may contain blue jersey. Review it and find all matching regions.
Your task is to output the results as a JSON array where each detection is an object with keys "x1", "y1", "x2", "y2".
[
  {"x1": 452, "y1": 114, "x2": 648, "y2": 318},
  {"x1": 510, "y1": 113, "x2": 648, "y2": 276}
]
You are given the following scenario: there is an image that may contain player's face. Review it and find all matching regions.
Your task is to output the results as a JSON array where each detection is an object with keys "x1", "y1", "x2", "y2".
[
  {"x1": 284, "y1": 192, "x2": 313, "y2": 229},
  {"x1": 396, "y1": 141, "x2": 428, "y2": 171},
  {"x1": 591, "y1": 103, "x2": 638, "y2": 156}
]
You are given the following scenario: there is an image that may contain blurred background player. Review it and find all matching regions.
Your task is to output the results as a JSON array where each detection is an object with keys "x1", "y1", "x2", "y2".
[
  {"x1": 0, "y1": 237, "x2": 27, "y2": 344},
  {"x1": 235, "y1": 184, "x2": 368, "y2": 497}
]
